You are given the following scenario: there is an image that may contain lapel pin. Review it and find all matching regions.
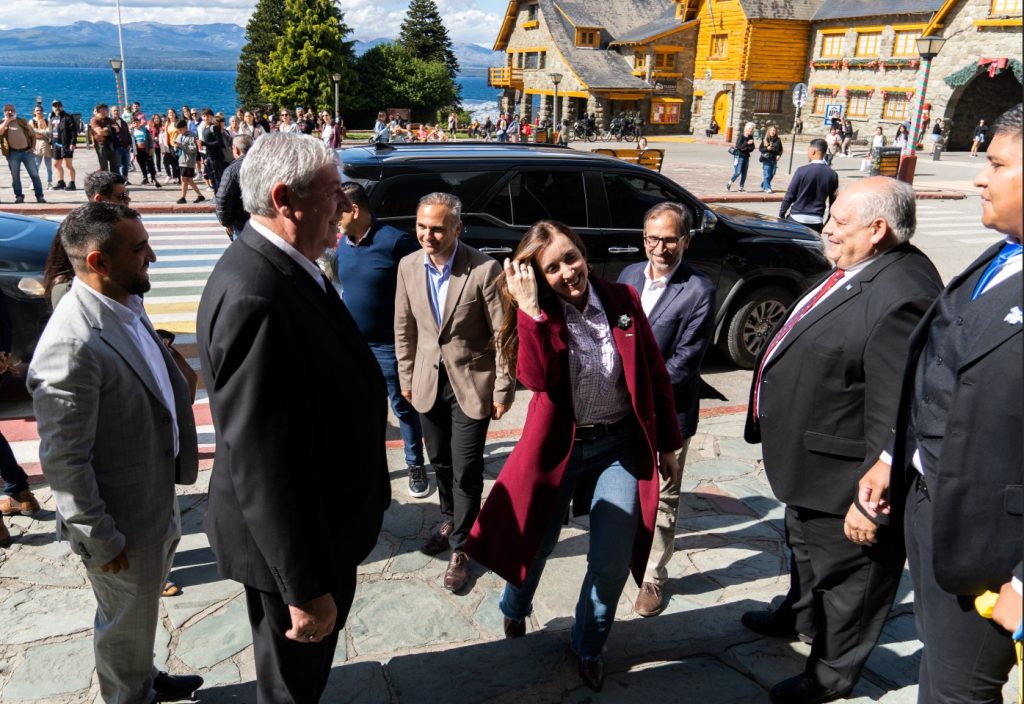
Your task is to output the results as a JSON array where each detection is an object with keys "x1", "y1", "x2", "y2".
[
  {"x1": 1005, "y1": 306, "x2": 1023, "y2": 326},
  {"x1": 844, "y1": 284, "x2": 852, "y2": 290}
]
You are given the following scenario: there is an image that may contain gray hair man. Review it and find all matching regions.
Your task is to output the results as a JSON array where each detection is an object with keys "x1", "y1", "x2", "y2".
[
  {"x1": 28, "y1": 202, "x2": 202, "y2": 703},
  {"x1": 197, "y1": 132, "x2": 391, "y2": 702},
  {"x1": 214, "y1": 133, "x2": 254, "y2": 240},
  {"x1": 617, "y1": 201, "x2": 715, "y2": 617},
  {"x1": 394, "y1": 191, "x2": 514, "y2": 593}
]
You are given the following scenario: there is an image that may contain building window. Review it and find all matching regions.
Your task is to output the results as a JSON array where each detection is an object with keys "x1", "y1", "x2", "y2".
[
  {"x1": 522, "y1": 51, "x2": 546, "y2": 69},
  {"x1": 651, "y1": 102, "x2": 682, "y2": 124},
  {"x1": 820, "y1": 33, "x2": 844, "y2": 58},
  {"x1": 754, "y1": 90, "x2": 783, "y2": 113},
  {"x1": 635, "y1": 52, "x2": 647, "y2": 69},
  {"x1": 855, "y1": 32, "x2": 881, "y2": 57},
  {"x1": 710, "y1": 34, "x2": 728, "y2": 58},
  {"x1": 992, "y1": 0, "x2": 1022, "y2": 13},
  {"x1": 883, "y1": 93, "x2": 910, "y2": 120},
  {"x1": 892, "y1": 30, "x2": 922, "y2": 57},
  {"x1": 577, "y1": 29, "x2": 599, "y2": 47},
  {"x1": 693, "y1": 95, "x2": 703, "y2": 114},
  {"x1": 812, "y1": 91, "x2": 831, "y2": 115},
  {"x1": 527, "y1": 3, "x2": 539, "y2": 21},
  {"x1": 654, "y1": 52, "x2": 678, "y2": 70},
  {"x1": 847, "y1": 94, "x2": 870, "y2": 117}
]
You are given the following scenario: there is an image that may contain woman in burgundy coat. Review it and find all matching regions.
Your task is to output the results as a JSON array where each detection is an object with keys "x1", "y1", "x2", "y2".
[{"x1": 464, "y1": 221, "x2": 682, "y2": 692}]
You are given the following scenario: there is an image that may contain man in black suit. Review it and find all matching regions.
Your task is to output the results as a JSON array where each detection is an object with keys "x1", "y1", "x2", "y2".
[
  {"x1": 744, "y1": 176, "x2": 942, "y2": 704},
  {"x1": 779, "y1": 139, "x2": 838, "y2": 233},
  {"x1": 851, "y1": 103, "x2": 1022, "y2": 703},
  {"x1": 197, "y1": 132, "x2": 391, "y2": 703},
  {"x1": 617, "y1": 202, "x2": 715, "y2": 617}
]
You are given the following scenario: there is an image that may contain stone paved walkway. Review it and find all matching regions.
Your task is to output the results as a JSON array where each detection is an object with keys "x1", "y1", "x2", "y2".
[{"x1": 1, "y1": 410, "x2": 1018, "y2": 703}]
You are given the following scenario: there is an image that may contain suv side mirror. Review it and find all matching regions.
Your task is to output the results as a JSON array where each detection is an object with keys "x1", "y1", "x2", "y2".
[{"x1": 700, "y1": 209, "x2": 717, "y2": 237}]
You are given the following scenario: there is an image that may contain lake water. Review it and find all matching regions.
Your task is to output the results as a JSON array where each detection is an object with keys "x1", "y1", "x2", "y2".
[{"x1": 0, "y1": 66, "x2": 502, "y2": 125}]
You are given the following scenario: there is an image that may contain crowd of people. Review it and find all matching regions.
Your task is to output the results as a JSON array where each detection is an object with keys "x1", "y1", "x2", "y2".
[{"x1": 0, "y1": 97, "x2": 1019, "y2": 704}]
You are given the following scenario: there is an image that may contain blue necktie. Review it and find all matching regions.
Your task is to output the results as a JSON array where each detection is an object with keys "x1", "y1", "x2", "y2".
[{"x1": 972, "y1": 242, "x2": 1022, "y2": 300}]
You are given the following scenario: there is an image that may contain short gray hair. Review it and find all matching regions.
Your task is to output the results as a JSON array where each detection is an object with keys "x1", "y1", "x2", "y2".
[
  {"x1": 417, "y1": 192, "x2": 462, "y2": 223},
  {"x1": 853, "y1": 178, "x2": 916, "y2": 244},
  {"x1": 232, "y1": 134, "x2": 253, "y2": 156},
  {"x1": 643, "y1": 201, "x2": 691, "y2": 237},
  {"x1": 240, "y1": 133, "x2": 339, "y2": 217}
]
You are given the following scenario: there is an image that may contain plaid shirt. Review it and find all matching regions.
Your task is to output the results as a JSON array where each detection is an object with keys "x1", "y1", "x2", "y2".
[{"x1": 561, "y1": 288, "x2": 632, "y2": 426}]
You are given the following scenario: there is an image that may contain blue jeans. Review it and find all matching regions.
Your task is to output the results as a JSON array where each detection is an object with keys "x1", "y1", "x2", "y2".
[
  {"x1": 7, "y1": 150, "x2": 44, "y2": 199},
  {"x1": 729, "y1": 155, "x2": 749, "y2": 188},
  {"x1": 761, "y1": 159, "x2": 777, "y2": 191},
  {"x1": 368, "y1": 343, "x2": 424, "y2": 466},
  {"x1": 499, "y1": 418, "x2": 641, "y2": 659},
  {"x1": 116, "y1": 147, "x2": 132, "y2": 179}
]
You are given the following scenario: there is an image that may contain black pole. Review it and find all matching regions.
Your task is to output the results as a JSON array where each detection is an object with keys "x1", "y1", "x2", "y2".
[{"x1": 788, "y1": 105, "x2": 801, "y2": 175}]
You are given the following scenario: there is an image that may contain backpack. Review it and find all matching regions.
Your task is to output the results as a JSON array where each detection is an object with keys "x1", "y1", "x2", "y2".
[{"x1": 176, "y1": 133, "x2": 197, "y2": 161}]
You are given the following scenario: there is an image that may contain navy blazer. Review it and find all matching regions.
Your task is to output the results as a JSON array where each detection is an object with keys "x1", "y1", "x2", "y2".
[{"x1": 618, "y1": 260, "x2": 715, "y2": 437}]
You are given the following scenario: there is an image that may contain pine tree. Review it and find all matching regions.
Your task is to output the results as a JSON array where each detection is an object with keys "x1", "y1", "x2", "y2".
[
  {"x1": 398, "y1": 0, "x2": 460, "y2": 81},
  {"x1": 258, "y1": 0, "x2": 358, "y2": 114},
  {"x1": 236, "y1": 0, "x2": 284, "y2": 110}
]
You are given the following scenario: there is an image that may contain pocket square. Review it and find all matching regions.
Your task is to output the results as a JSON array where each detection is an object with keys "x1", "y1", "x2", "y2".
[{"x1": 1005, "y1": 306, "x2": 1023, "y2": 325}]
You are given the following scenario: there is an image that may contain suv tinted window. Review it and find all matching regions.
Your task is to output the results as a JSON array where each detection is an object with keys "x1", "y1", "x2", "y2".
[
  {"x1": 486, "y1": 171, "x2": 588, "y2": 228},
  {"x1": 602, "y1": 172, "x2": 681, "y2": 229},
  {"x1": 374, "y1": 172, "x2": 496, "y2": 218}
]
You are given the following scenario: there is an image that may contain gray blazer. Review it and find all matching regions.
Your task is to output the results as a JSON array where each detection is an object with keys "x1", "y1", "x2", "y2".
[{"x1": 27, "y1": 284, "x2": 198, "y2": 568}]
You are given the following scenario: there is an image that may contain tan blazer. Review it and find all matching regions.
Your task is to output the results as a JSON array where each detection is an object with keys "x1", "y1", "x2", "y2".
[{"x1": 395, "y1": 242, "x2": 514, "y2": 420}]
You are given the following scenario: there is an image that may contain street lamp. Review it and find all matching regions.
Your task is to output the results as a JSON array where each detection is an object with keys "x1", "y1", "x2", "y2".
[
  {"x1": 109, "y1": 58, "x2": 124, "y2": 111},
  {"x1": 897, "y1": 35, "x2": 946, "y2": 184},
  {"x1": 332, "y1": 72, "x2": 342, "y2": 121},
  {"x1": 550, "y1": 72, "x2": 563, "y2": 128}
]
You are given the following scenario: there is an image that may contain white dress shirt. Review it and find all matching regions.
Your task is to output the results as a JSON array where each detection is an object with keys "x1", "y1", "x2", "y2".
[
  {"x1": 640, "y1": 258, "x2": 682, "y2": 317},
  {"x1": 250, "y1": 219, "x2": 326, "y2": 291}
]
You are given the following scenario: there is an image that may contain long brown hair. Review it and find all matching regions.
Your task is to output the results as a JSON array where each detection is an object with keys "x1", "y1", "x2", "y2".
[{"x1": 495, "y1": 220, "x2": 590, "y2": 374}]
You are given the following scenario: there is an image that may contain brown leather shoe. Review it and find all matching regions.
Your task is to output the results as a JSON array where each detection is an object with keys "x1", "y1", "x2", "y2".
[
  {"x1": 422, "y1": 520, "x2": 454, "y2": 555},
  {"x1": 0, "y1": 490, "x2": 40, "y2": 516},
  {"x1": 503, "y1": 617, "x2": 526, "y2": 639},
  {"x1": 0, "y1": 516, "x2": 12, "y2": 548},
  {"x1": 443, "y1": 550, "x2": 470, "y2": 592},
  {"x1": 576, "y1": 654, "x2": 605, "y2": 692},
  {"x1": 634, "y1": 581, "x2": 665, "y2": 617}
]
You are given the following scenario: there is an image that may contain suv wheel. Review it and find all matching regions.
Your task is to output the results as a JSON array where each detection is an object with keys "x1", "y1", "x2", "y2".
[{"x1": 721, "y1": 286, "x2": 794, "y2": 369}]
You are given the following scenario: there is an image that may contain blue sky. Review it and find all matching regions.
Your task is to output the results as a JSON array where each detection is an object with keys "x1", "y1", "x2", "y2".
[{"x1": 0, "y1": 0, "x2": 509, "y2": 46}]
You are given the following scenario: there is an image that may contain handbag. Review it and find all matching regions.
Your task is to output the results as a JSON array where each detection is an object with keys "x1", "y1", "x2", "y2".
[{"x1": 728, "y1": 146, "x2": 738, "y2": 156}]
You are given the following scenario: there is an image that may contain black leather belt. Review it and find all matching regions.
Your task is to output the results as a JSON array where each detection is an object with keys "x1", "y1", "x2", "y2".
[{"x1": 574, "y1": 414, "x2": 633, "y2": 442}]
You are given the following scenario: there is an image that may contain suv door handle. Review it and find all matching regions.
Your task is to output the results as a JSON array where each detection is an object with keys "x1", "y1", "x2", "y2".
[
  {"x1": 478, "y1": 246, "x2": 513, "y2": 254},
  {"x1": 607, "y1": 246, "x2": 640, "y2": 254}
]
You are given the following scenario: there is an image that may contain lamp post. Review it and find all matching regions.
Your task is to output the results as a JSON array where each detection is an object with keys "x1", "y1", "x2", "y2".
[
  {"x1": 114, "y1": 0, "x2": 129, "y2": 107},
  {"x1": 332, "y1": 73, "x2": 342, "y2": 121},
  {"x1": 109, "y1": 58, "x2": 124, "y2": 112},
  {"x1": 897, "y1": 35, "x2": 945, "y2": 185},
  {"x1": 550, "y1": 72, "x2": 563, "y2": 129}
]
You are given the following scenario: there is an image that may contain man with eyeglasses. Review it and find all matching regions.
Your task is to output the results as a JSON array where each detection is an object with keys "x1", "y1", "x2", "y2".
[
  {"x1": 85, "y1": 171, "x2": 130, "y2": 204},
  {"x1": 617, "y1": 201, "x2": 715, "y2": 617},
  {"x1": 0, "y1": 104, "x2": 47, "y2": 204}
]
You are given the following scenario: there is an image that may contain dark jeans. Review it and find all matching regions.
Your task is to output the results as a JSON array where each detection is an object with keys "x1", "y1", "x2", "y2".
[
  {"x1": 0, "y1": 431, "x2": 29, "y2": 496},
  {"x1": 94, "y1": 142, "x2": 116, "y2": 172},
  {"x1": 419, "y1": 364, "x2": 489, "y2": 551},
  {"x1": 164, "y1": 151, "x2": 180, "y2": 180},
  {"x1": 761, "y1": 159, "x2": 778, "y2": 191},
  {"x1": 116, "y1": 146, "x2": 131, "y2": 179},
  {"x1": 137, "y1": 151, "x2": 157, "y2": 181},
  {"x1": 368, "y1": 343, "x2": 423, "y2": 466},
  {"x1": 729, "y1": 154, "x2": 750, "y2": 188}
]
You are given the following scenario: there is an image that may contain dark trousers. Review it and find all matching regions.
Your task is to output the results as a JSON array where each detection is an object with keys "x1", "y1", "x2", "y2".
[
  {"x1": 783, "y1": 505, "x2": 904, "y2": 693},
  {"x1": 905, "y1": 477, "x2": 1016, "y2": 703},
  {"x1": 164, "y1": 151, "x2": 180, "y2": 179},
  {"x1": 136, "y1": 151, "x2": 157, "y2": 181},
  {"x1": 419, "y1": 364, "x2": 490, "y2": 551},
  {"x1": 0, "y1": 431, "x2": 29, "y2": 496},
  {"x1": 244, "y1": 570, "x2": 356, "y2": 704},
  {"x1": 94, "y1": 142, "x2": 116, "y2": 172}
]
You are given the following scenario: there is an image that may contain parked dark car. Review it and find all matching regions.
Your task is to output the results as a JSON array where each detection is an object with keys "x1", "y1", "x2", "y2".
[
  {"x1": 0, "y1": 212, "x2": 56, "y2": 363},
  {"x1": 339, "y1": 142, "x2": 829, "y2": 368}
]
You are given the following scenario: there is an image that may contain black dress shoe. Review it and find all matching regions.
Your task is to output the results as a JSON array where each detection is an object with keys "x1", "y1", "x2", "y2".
[
  {"x1": 769, "y1": 674, "x2": 848, "y2": 704},
  {"x1": 741, "y1": 608, "x2": 798, "y2": 639},
  {"x1": 153, "y1": 671, "x2": 204, "y2": 702},
  {"x1": 576, "y1": 654, "x2": 604, "y2": 692},
  {"x1": 503, "y1": 617, "x2": 525, "y2": 639}
]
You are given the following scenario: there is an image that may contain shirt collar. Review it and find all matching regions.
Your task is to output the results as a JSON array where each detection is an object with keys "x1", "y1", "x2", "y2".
[
  {"x1": 423, "y1": 240, "x2": 459, "y2": 276},
  {"x1": 560, "y1": 282, "x2": 604, "y2": 319},
  {"x1": 810, "y1": 159, "x2": 827, "y2": 164},
  {"x1": 643, "y1": 257, "x2": 683, "y2": 290},
  {"x1": 77, "y1": 278, "x2": 145, "y2": 325},
  {"x1": 249, "y1": 218, "x2": 326, "y2": 288}
]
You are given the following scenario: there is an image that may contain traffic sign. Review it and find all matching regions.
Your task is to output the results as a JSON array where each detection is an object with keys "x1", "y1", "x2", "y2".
[{"x1": 792, "y1": 83, "x2": 808, "y2": 108}]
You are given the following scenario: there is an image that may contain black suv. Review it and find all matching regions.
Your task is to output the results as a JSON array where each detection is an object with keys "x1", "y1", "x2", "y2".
[{"x1": 339, "y1": 142, "x2": 829, "y2": 368}]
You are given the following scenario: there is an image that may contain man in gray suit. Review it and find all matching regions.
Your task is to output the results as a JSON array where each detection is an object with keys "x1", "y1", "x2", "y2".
[{"x1": 28, "y1": 203, "x2": 203, "y2": 704}]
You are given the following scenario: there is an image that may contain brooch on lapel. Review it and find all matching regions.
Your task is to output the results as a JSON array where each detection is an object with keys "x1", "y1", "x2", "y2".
[
  {"x1": 616, "y1": 314, "x2": 632, "y2": 330},
  {"x1": 1005, "y1": 306, "x2": 1023, "y2": 326}
]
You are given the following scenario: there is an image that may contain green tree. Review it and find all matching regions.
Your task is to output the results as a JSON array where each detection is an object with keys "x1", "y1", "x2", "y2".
[
  {"x1": 399, "y1": 0, "x2": 460, "y2": 82},
  {"x1": 352, "y1": 43, "x2": 457, "y2": 122},
  {"x1": 236, "y1": 0, "x2": 284, "y2": 110},
  {"x1": 258, "y1": 0, "x2": 358, "y2": 113}
]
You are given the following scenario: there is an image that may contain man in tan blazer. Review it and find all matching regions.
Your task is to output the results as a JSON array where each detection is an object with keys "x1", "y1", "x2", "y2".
[{"x1": 396, "y1": 192, "x2": 514, "y2": 593}]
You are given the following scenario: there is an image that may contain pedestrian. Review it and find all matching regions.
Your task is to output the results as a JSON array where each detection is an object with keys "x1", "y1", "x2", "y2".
[
  {"x1": 465, "y1": 220, "x2": 682, "y2": 692},
  {"x1": 131, "y1": 115, "x2": 160, "y2": 188},
  {"x1": 617, "y1": 202, "x2": 715, "y2": 617},
  {"x1": 319, "y1": 111, "x2": 343, "y2": 148},
  {"x1": 447, "y1": 110, "x2": 458, "y2": 139},
  {"x1": 278, "y1": 108, "x2": 299, "y2": 134},
  {"x1": 214, "y1": 134, "x2": 252, "y2": 240},
  {"x1": 334, "y1": 181, "x2": 426, "y2": 494},
  {"x1": 29, "y1": 106, "x2": 53, "y2": 189},
  {"x1": 726, "y1": 121, "x2": 756, "y2": 191},
  {"x1": 745, "y1": 177, "x2": 942, "y2": 704},
  {"x1": 163, "y1": 109, "x2": 181, "y2": 183},
  {"x1": 197, "y1": 132, "x2": 390, "y2": 703},
  {"x1": 497, "y1": 113, "x2": 509, "y2": 143},
  {"x1": 779, "y1": 138, "x2": 838, "y2": 233},
  {"x1": 758, "y1": 124, "x2": 783, "y2": 193},
  {"x1": 558, "y1": 118, "x2": 570, "y2": 146},
  {"x1": 706, "y1": 117, "x2": 720, "y2": 139},
  {"x1": 394, "y1": 192, "x2": 515, "y2": 593},
  {"x1": 372, "y1": 111, "x2": 389, "y2": 143},
  {"x1": 851, "y1": 103, "x2": 1023, "y2": 703},
  {"x1": 173, "y1": 119, "x2": 204, "y2": 204},
  {"x1": 149, "y1": 114, "x2": 164, "y2": 175},
  {"x1": 90, "y1": 105, "x2": 115, "y2": 171},
  {"x1": 109, "y1": 105, "x2": 133, "y2": 180},
  {"x1": 227, "y1": 115, "x2": 240, "y2": 139},
  {"x1": 841, "y1": 117, "x2": 854, "y2": 156},
  {"x1": 198, "y1": 108, "x2": 226, "y2": 191},
  {"x1": 893, "y1": 123, "x2": 909, "y2": 149},
  {"x1": 824, "y1": 126, "x2": 840, "y2": 165},
  {"x1": 84, "y1": 171, "x2": 129, "y2": 204},
  {"x1": 971, "y1": 118, "x2": 989, "y2": 157},
  {"x1": 28, "y1": 202, "x2": 203, "y2": 704},
  {"x1": 929, "y1": 117, "x2": 943, "y2": 154},
  {"x1": 239, "y1": 110, "x2": 265, "y2": 140},
  {"x1": 49, "y1": 100, "x2": 77, "y2": 191},
  {"x1": 1, "y1": 104, "x2": 46, "y2": 204},
  {"x1": 871, "y1": 126, "x2": 885, "y2": 149}
]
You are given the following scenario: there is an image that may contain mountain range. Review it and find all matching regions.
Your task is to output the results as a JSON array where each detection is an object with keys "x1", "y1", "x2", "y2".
[{"x1": 0, "y1": 21, "x2": 503, "y2": 72}]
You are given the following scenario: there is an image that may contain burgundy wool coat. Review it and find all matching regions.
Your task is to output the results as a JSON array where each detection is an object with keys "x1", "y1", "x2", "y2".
[{"x1": 464, "y1": 277, "x2": 683, "y2": 588}]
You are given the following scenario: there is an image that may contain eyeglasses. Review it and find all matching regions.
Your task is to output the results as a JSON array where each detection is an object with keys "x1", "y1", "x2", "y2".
[
  {"x1": 643, "y1": 236, "x2": 681, "y2": 249},
  {"x1": 115, "y1": 191, "x2": 131, "y2": 201}
]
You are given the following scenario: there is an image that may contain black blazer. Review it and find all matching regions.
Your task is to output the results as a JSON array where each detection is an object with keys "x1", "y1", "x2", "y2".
[
  {"x1": 745, "y1": 243, "x2": 942, "y2": 515},
  {"x1": 888, "y1": 243, "x2": 1023, "y2": 595},
  {"x1": 197, "y1": 225, "x2": 391, "y2": 605},
  {"x1": 618, "y1": 260, "x2": 715, "y2": 437}
]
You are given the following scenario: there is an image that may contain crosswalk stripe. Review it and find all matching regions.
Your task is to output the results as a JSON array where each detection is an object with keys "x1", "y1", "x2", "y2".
[
  {"x1": 153, "y1": 254, "x2": 222, "y2": 263},
  {"x1": 149, "y1": 279, "x2": 209, "y2": 289},
  {"x1": 144, "y1": 295, "x2": 202, "y2": 306},
  {"x1": 147, "y1": 266, "x2": 215, "y2": 274}
]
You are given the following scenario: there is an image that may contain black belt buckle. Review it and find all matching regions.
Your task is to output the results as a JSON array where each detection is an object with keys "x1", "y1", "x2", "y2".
[
  {"x1": 574, "y1": 424, "x2": 608, "y2": 442},
  {"x1": 916, "y1": 473, "x2": 929, "y2": 498}
]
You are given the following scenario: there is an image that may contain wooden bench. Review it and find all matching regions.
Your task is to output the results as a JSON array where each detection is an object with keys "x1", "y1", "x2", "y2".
[{"x1": 592, "y1": 148, "x2": 665, "y2": 172}]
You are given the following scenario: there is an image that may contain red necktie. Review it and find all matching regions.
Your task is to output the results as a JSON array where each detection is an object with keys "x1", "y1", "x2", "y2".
[{"x1": 752, "y1": 268, "x2": 846, "y2": 419}]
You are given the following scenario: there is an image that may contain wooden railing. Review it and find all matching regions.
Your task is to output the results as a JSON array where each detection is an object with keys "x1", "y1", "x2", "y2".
[{"x1": 489, "y1": 67, "x2": 524, "y2": 87}]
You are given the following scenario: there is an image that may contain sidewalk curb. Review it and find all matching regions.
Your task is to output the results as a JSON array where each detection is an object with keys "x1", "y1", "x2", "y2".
[{"x1": 702, "y1": 189, "x2": 966, "y2": 203}]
